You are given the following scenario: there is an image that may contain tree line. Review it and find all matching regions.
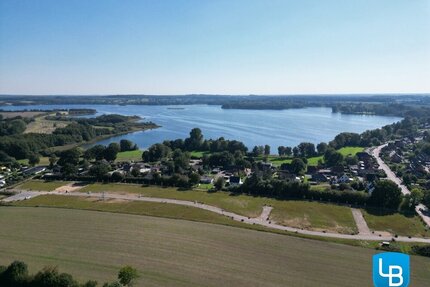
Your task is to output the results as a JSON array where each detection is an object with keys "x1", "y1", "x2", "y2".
[{"x1": 0, "y1": 261, "x2": 139, "y2": 287}]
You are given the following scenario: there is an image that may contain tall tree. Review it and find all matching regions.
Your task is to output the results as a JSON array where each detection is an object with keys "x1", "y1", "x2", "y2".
[
  {"x1": 264, "y1": 145, "x2": 271, "y2": 155},
  {"x1": 370, "y1": 180, "x2": 403, "y2": 209}
]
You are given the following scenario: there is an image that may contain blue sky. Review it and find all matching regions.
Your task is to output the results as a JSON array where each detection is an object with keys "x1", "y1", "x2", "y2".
[{"x1": 0, "y1": 0, "x2": 429, "y2": 95}]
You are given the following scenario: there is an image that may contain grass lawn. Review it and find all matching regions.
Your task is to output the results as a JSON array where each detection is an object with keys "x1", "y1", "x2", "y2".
[
  {"x1": 1, "y1": 207, "x2": 430, "y2": 287},
  {"x1": 16, "y1": 180, "x2": 71, "y2": 191},
  {"x1": 196, "y1": 183, "x2": 214, "y2": 190},
  {"x1": 267, "y1": 146, "x2": 364, "y2": 167},
  {"x1": 79, "y1": 183, "x2": 357, "y2": 233},
  {"x1": 116, "y1": 150, "x2": 143, "y2": 161},
  {"x1": 17, "y1": 157, "x2": 50, "y2": 166},
  {"x1": 362, "y1": 209, "x2": 429, "y2": 238},
  {"x1": 270, "y1": 201, "x2": 357, "y2": 234},
  {"x1": 189, "y1": 150, "x2": 211, "y2": 158}
]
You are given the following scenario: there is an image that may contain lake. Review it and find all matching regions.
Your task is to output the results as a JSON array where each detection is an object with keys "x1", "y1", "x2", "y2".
[{"x1": 2, "y1": 104, "x2": 402, "y2": 149}]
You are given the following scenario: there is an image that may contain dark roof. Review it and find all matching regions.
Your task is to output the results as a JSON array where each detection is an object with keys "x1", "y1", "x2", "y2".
[{"x1": 229, "y1": 176, "x2": 241, "y2": 183}]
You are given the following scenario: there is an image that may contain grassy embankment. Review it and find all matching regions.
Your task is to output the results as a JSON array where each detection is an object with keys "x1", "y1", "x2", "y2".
[{"x1": 1, "y1": 207, "x2": 430, "y2": 287}]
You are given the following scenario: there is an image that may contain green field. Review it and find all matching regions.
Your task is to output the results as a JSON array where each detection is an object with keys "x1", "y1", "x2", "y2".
[
  {"x1": 270, "y1": 201, "x2": 357, "y2": 234},
  {"x1": 267, "y1": 146, "x2": 364, "y2": 167},
  {"x1": 116, "y1": 150, "x2": 144, "y2": 161},
  {"x1": 17, "y1": 156, "x2": 50, "y2": 166},
  {"x1": 79, "y1": 183, "x2": 356, "y2": 233},
  {"x1": 362, "y1": 209, "x2": 429, "y2": 238},
  {"x1": 1, "y1": 207, "x2": 429, "y2": 287},
  {"x1": 16, "y1": 180, "x2": 71, "y2": 191}
]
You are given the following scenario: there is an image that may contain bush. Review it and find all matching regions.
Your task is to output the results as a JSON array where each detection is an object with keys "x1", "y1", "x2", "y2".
[{"x1": 412, "y1": 245, "x2": 430, "y2": 257}]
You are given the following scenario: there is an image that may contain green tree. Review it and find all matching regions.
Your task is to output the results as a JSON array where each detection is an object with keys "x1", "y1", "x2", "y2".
[
  {"x1": 118, "y1": 266, "x2": 140, "y2": 287},
  {"x1": 317, "y1": 142, "x2": 328, "y2": 155},
  {"x1": 120, "y1": 139, "x2": 137, "y2": 152},
  {"x1": 423, "y1": 189, "x2": 430, "y2": 207},
  {"x1": 62, "y1": 163, "x2": 78, "y2": 176},
  {"x1": 142, "y1": 143, "x2": 171, "y2": 162},
  {"x1": 410, "y1": 188, "x2": 424, "y2": 206},
  {"x1": 184, "y1": 128, "x2": 204, "y2": 150},
  {"x1": 214, "y1": 177, "x2": 225, "y2": 190},
  {"x1": 111, "y1": 171, "x2": 124, "y2": 182},
  {"x1": 290, "y1": 158, "x2": 306, "y2": 175},
  {"x1": 84, "y1": 145, "x2": 106, "y2": 161},
  {"x1": 324, "y1": 148, "x2": 344, "y2": 167},
  {"x1": 28, "y1": 153, "x2": 40, "y2": 166},
  {"x1": 284, "y1": 146, "x2": 292, "y2": 156},
  {"x1": 370, "y1": 180, "x2": 403, "y2": 210},
  {"x1": 189, "y1": 172, "x2": 201, "y2": 186},
  {"x1": 264, "y1": 145, "x2": 270, "y2": 155},
  {"x1": 58, "y1": 148, "x2": 81, "y2": 166},
  {"x1": 0, "y1": 261, "x2": 28, "y2": 286},
  {"x1": 89, "y1": 163, "x2": 110, "y2": 179},
  {"x1": 49, "y1": 154, "x2": 58, "y2": 168},
  {"x1": 104, "y1": 143, "x2": 120, "y2": 161}
]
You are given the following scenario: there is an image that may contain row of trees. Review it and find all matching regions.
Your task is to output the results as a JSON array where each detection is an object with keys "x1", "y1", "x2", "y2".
[
  {"x1": 233, "y1": 174, "x2": 406, "y2": 210},
  {"x1": 0, "y1": 261, "x2": 139, "y2": 287}
]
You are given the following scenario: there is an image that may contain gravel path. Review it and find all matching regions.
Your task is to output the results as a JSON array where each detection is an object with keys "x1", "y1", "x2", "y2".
[{"x1": 351, "y1": 208, "x2": 371, "y2": 235}]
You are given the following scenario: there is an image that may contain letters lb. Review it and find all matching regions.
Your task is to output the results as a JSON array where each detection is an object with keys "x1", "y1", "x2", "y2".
[{"x1": 373, "y1": 252, "x2": 410, "y2": 287}]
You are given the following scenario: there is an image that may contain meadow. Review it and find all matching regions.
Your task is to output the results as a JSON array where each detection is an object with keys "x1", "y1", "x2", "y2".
[
  {"x1": 1, "y1": 207, "x2": 429, "y2": 287},
  {"x1": 362, "y1": 209, "x2": 430, "y2": 238},
  {"x1": 79, "y1": 182, "x2": 357, "y2": 233},
  {"x1": 13, "y1": 180, "x2": 428, "y2": 236}
]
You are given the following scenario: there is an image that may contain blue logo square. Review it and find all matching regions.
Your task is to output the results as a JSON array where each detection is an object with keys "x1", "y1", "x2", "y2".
[{"x1": 373, "y1": 252, "x2": 410, "y2": 287}]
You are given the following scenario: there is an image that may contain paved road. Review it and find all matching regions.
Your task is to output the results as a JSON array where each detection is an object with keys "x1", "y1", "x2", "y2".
[
  {"x1": 1, "y1": 191, "x2": 40, "y2": 202},
  {"x1": 371, "y1": 144, "x2": 430, "y2": 228},
  {"x1": 4, "y1": 190, "x2": 430, "y2": 243},
  {"x1": 351, "y1": 208, "x2": 371, "y2": 235}
]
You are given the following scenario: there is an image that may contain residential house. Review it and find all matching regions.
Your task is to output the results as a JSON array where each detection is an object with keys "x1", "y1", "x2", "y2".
[
  {"x1": 200, "y1": 176, "x2": 214, "y2": 184},
  {"x1": 311, "y1": 173, "x2": 328, "y2": 182},
  {"x1": 337, "y1": 173, "x2": 352, "y2": 184},
  {"x1": 229, "y1": 176, "x2": 243, "y2": 186}
]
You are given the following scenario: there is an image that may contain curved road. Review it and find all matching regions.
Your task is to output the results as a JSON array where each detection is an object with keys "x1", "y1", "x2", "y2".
[
  {"x1": 6, "y1": 189, "x2": 430, "y2": 243},
  {"x1": 371, "y1": 144, "x2": 430, "y2": 228}
]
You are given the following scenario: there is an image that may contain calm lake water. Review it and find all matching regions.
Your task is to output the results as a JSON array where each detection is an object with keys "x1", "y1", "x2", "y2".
[{"x1": 2, "y1": 104, "x2": 401, "y2": 149}]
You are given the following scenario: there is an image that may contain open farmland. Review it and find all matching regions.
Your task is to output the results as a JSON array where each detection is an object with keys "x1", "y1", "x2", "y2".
[{"x1": 1, "y1": 207, "x2": 429, "y2": 287}]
